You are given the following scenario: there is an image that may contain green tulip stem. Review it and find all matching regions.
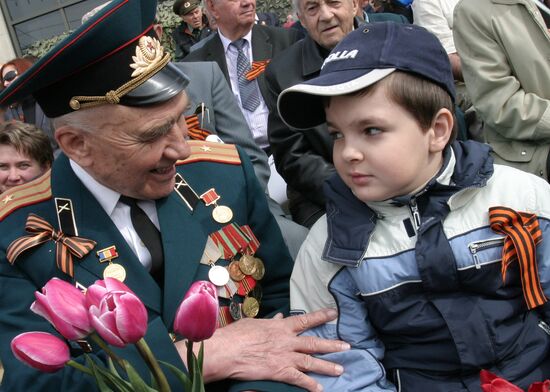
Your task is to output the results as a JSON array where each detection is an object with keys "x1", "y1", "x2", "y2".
[
  {"x1": 67, "y1": 359, "x2": 93, "y2": 375},
  {"x1": 90, "y1": 332, "x2": 125, "y2": 368},
  {"x1": 135, "y1": 338, "x2": 171, "y2": 392}
]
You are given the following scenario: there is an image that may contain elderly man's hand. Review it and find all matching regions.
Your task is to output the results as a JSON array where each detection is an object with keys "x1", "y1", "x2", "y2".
[{"x1": 176, "y1": 308, "x2": 348, "y2": 392}]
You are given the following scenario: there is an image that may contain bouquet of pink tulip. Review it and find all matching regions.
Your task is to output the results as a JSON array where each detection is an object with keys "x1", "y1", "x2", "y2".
[
  {"x1": 480, "y1": 370, "x2": 550, "y2": 392},
  {"x1": 11, "y1": 277, "x2": 219, "y2": 392}
]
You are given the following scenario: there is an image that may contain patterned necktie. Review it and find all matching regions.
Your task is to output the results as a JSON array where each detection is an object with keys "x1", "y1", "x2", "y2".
[
  {"x1": 119, "y1": 196, "x2": 163, "y2": 276},
  {"x1": 231, "y1": 39, "x2": 260, "y2": 112}
]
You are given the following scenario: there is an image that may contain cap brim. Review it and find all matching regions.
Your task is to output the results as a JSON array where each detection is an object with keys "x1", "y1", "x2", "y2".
[
  {"x1": 278, "y1": 68, "x2": 395, "y2": 130},
  {"x1": 122, "y1": 62, "x2": 189, "y2": 106}
]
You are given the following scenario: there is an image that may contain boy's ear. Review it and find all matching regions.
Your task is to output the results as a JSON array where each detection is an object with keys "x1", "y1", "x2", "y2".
[
  {"x1": 55, "y1": 126, "x2": 93, "y2": 167},
  {"x1": 429, "y1": 108, "x2": 454, "y2": 153}
]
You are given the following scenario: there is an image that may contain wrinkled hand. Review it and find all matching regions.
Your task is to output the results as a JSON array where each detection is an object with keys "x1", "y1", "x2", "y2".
[{"x1": 177, "y1": 308, "x2": 349, "y2": 392}]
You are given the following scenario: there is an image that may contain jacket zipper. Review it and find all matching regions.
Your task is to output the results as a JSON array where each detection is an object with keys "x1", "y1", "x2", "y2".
[
  {"x1": 409, "y1": 197, "x2": 421, "y2": 232},
  {"x1": 468, "y1": 237, "x2": 505, "y2": 269}
]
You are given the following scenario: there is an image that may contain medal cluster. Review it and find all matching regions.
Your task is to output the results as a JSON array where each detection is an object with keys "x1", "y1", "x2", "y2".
[{"x1": 200, "y1": 223, "x2": 265, "y2": 325}]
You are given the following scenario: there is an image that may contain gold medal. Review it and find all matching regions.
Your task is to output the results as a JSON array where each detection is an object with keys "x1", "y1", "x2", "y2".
[
  {"x1": 238, "y1": 254, "x2": 256, "y2": 275},
  {"x1": 251, "y1": 257, "x2": 265, "y2": 280},
  {"x1": 212, "y1": 205, "x2": 233, "y2": 224},
  {"x1": 242, "y1": 296, "x2": 260, "y2": 318},
  {"x1": 209, "y1": 265, "x2": 230, "y2": 286},
  {"x1": 228, "y1": 260, "x2": 245, "y2": 281},
  {"x1": 103, "y1": 263, "x2": 126, "y2": 282}
]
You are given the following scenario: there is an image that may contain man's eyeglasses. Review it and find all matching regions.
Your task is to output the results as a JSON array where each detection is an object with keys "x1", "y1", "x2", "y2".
[{"x1": 2, "y1": 70, "x2": 18, "y2": 83}]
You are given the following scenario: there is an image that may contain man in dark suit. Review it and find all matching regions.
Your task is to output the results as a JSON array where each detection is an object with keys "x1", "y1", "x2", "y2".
[
  {"x1": 0, "y1": 1, "x2": 346, "y2": 391},
  {"x1": 265, "y1": 0, "x2": 408, "y2": 227},
  {"x1": 183, "y1": 0, "x2": 300, "y2": 155}
]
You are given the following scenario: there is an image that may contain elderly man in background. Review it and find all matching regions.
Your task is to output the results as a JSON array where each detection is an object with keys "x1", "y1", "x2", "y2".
[
  {"x1": 265, "y1": 0, "x2": 407, "y2": 227},
  {"x1": 173, "y1": 0, "x2": 214, "y2": 60}
]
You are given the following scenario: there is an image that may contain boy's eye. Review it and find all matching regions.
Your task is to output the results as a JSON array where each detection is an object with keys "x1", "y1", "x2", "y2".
[
  {"x1": 329, "y1": 131, "x2": 343, "y2": 141},
  {"x1": 364, "y1": 127, "x2": 382, "y2": 136}
]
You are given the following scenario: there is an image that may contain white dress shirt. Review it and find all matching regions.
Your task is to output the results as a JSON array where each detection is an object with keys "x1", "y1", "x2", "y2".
[
  {"x1": 412, "y1": 0, "x2": 460, "y2": 54},
  {"x1": 218, "y1": 29, "x2": 270, "y2": 150},
  {"x1": 70, "y1": 160, "x2": 159, "y2": 270}
]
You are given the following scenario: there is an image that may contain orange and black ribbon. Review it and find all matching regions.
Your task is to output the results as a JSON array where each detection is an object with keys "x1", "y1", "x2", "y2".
[
  {"x1": 185, "y1": 114, "x2": 210, "y2": 141},
  {"x1": 7, "y1": 213, "x2": 96, "y2": 277},
  {"x1": 246, "y1": 60, "x2": 270, "y2": 81},
  {"x1": 489, "y1": 206, "x2": 546, "y2": 309}
]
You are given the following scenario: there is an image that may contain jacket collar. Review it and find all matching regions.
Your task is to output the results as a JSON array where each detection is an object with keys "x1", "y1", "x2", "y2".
[{"x1": 322, "y1": 141, "x2": 494, "y2": 266}]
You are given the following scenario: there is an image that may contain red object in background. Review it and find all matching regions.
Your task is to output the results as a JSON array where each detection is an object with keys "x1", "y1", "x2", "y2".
[{"x1": 481, "y1": 370, "x2": 550, "y2": 392}]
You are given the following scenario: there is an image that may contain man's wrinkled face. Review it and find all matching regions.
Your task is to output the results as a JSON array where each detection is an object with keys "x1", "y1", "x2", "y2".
[
  {"x1": 298, "y1": 0, "x2": 357, "y2": 49},
  {"x1": 182, "y1": 7, "x2": 204, "y2": 29},
  {"x1": 77, "y1": 93, "x2": 191, "y2": 200},
  {"x1": 209, "y1": 0, "x2": 256, "y2": 35}
]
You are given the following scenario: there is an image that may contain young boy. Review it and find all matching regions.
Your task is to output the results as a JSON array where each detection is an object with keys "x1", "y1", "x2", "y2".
[{"x1": 277, "y1": 23, "x2": 550, "y2": 391}]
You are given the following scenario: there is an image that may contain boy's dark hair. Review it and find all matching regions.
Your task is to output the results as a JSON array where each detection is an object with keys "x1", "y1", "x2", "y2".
[
  {"x1": 0, "y1": 121, "x2": 54, "y2": 169},
  {"x1": 357, "y1": 71, "x2": 457, "y2": 144}
]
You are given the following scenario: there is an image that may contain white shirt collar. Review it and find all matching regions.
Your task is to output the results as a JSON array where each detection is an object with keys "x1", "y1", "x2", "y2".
[
  {"x1": 218, "y1": 29, "x2": 253, "y2": 55},
  {"x1": 70, "y1": 159, "x2": 120, "y2": 216}
]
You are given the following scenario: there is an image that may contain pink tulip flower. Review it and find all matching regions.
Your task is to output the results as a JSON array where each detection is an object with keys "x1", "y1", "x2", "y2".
[
  {"x1": 85, "y1": 277, "x2": 137, "y2": 309},
  {"x1": 173, "y1": 281, "x2": 218, "y2": 342},
  {"x1": 88, "y1": 279, "x2": 148, "y2": 348},
  {"x1": 11, "y1": 332, "x2": 70, "y2": 373},
  {"x1": 30, "y1": 277, "x2": 92, "y2": 340},
  {"x1": 480, "y1": 370, "x2": 523, "y2": 392}
]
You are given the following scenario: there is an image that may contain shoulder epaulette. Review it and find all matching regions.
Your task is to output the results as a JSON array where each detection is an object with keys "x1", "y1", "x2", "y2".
[
  {"x1": 0, "y1": 170, "x2": 52, "y2": 221},
  {"x1": 177, "y1": 141, "x2": 241, "y2": 166}
]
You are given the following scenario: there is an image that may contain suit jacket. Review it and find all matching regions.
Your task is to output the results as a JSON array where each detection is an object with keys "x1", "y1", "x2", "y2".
[
  {"x1": 183, "y1": 24, "x2": 300, "y2": 101},
  {"x1": 265, "y1": 16, "x2": 408, "y2": 227},
  {"x1": 0, "y1": 145, "x2": 299, "y2": 392},
  {"x1": 176, "y1": 61, "x2": 270, "y2": 190}
]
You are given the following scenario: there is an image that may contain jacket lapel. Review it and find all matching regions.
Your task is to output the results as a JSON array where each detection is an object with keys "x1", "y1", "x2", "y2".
[
  {"x1": 51, "y1": 155, "x2": 161, "y2": 313},
  {"x1": 250, "y1": 25, "x2": 273, "y2": 99},
  {"x1": 157, "y1": 186, "x2": 210, "y2": 327},
  {"x1": 206, "y1": 36, "x2": 230, "y2": 82}
]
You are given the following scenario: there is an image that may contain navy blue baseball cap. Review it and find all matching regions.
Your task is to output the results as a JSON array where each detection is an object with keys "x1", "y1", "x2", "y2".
[
  {"x1": 278, "y1": 22, "x2": 455, "y2": 130},
  {"x1": 0, "y1": 0, "x2": 189, "y2": 118}
]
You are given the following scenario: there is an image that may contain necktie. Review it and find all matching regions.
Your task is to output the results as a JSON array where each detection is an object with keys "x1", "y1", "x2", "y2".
[
  {"x1": 119, "y1": 196, "x2": 164, "y2": 276},
  {"x1": 231, "y1": 39, "x2": 261, "y2": 112}
]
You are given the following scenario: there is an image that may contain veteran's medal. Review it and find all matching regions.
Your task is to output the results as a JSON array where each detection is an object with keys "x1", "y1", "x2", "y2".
[
  {"x1": 97, "y1": 246, "x2": 126, "y2": 282},
  {"x1": 242, "y1": 296, "x2": 260, "y2": 318},
  {"x1": 230, "y1": 299, "x2": 242, "y2": 320},
  {"x1": 209, "y1": 265, "x2": 230, "y2": 286},
  {"x1": 228, "y1": 260, "x2": 245, "y2": 281},
  {"x1": 238, "y1": 254, "x2": 256, "y2": 275},
  {"x1": 200, "y1": 188, "x2": 233, "y2": 224},
  {"x1": 103, "y1": 263, "x2": 127, "y2": 282},
  {"x1": 251, "y1": 257, "x2": 265, "y2": 280}
]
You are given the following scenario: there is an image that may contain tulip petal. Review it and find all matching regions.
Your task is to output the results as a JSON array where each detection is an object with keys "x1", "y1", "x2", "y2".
[
  {"x1": 89, "y1": 306, "x2": 125, "y2": 347},
  {"x1": 42, "y1": 279, "x2": 89, "y2": 331},
  {"x1": 11, "y1": 332, "x2": 70, "y2": 373},
  {"x1": 113, "y1": 293, "x2": 148, "y2": 344},
  {"x1": 174, "y1": 281, "x2": 218, "y2": 342}
]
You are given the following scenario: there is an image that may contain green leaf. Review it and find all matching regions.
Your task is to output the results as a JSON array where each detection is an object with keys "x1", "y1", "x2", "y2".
[
  {"x1": 190, "y1": 353, "x2": 205, "y2": 392},
  {"x1": 85, "y1": 355, "x2": 116, "y2": 392},
  {"x1": 158, "y1": 360, "x2": 192, "y2": 391},
  {"x1": 197, "y1": 343, "x2": 204, "y2": 370},
  {"x1": 123, "y1": 360, "x2": 158, "y2": 392},
  {"x1": 107, "y1": 357, "x2": 122, "y2": 378}
]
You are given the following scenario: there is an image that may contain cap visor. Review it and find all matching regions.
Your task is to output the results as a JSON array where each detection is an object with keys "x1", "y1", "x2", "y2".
[
  {"x1": 278, "y1": 68, "x2": 395, "y2": 130},
  {"x1": 121, "y1": 62, "x2": 190, "y2": 107}
]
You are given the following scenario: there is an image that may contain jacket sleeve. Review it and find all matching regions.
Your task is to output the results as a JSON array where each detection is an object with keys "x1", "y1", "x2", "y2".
[
  {"x1": 207, "y1": 62, "x2": 271, "y2": 191},
  {"x1": 265, "y1": 63, "x2": 335, "y2": 207},
  {"x1": 453, "y1": 2, "x2": 550, "y2": 142},
  {"x1": 290, "y1": 217, "x2": 396, "y2": 391}
]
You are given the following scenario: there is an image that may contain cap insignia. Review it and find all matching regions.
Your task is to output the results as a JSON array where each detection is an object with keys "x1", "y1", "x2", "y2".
[
  {"x1": 69, "y1": 36, "x2": 170, "y2": 112},
  {"x1": 184, "y1": 2, "x2": 191, "y2": 7},
  {"x1": 130, "y1": 36, "x2": 165, "y2": 77}
]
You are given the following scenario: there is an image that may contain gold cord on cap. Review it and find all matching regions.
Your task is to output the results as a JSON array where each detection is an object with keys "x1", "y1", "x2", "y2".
[{"x1": 69, "y1": 36, "x2": 170, "y2": 111}]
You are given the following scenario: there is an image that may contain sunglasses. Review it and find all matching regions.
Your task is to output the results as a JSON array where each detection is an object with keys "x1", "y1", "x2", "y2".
[{"x1": 2, "y1": 70, "x2": 18, "y2": 83}]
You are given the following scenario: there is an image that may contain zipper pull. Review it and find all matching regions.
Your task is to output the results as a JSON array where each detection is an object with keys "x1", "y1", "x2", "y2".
[
  {"x1": 468, "y1": 243, "x2": 481, "y2": 269},
  {"x1": 410, "y1": 198, "x2": 421, "y2": 231}
]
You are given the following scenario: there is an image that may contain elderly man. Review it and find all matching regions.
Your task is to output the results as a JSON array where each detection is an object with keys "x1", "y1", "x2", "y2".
[
  {"x1": 173, "y1": 0, "x2": 214, "y2": 60},
  {"x1": 183, "y1": 0, "x2": 300, "y2": 155},
  {"x1": 0, "y1": 1, "x2": 347, "y2": 391},
  {"x1": 265, "y1": 0, "x2": 406, "y2": 227}
]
